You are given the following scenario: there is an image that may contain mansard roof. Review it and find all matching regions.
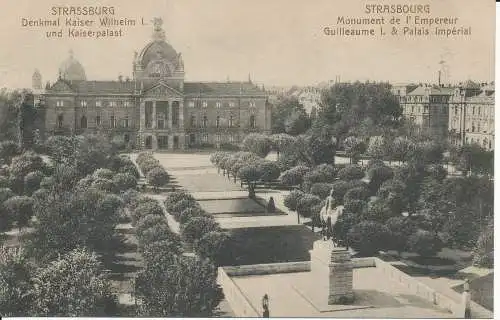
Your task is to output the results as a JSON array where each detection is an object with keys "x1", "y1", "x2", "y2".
[
  {"x1": 46, "y1": 79, "x2": 266, "y2": 97},
  {"x1": 407, "y1": 85, "x2": 455, "y2": 96},
  {"x1": 184, "y1": 82, "x2": 266, "y2": 97}
]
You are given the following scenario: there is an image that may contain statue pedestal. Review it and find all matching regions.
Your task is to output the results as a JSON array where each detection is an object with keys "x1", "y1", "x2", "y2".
[{"x1": 309, "y1": 240, "x2": 354, "y2": 305}]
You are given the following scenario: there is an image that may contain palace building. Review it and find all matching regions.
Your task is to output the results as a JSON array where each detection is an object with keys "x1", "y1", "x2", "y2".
[{"x1": 32, "y1": 18, "x2": 271, "y2": 150}]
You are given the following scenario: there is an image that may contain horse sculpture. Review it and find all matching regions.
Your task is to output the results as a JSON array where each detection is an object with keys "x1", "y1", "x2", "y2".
[{"x1": 319, "y1": 189, "x2": 345, "y2": 247}]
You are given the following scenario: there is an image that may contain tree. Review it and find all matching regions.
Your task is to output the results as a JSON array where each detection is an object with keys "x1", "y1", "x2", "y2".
[
  {"x1": 296, "y1": 193, "x2": 321, "y2": 220},
  {"x1": 283, "y1": 189, "x2": 305, "y2": 222},
  {"x1": 271, "y1": 96, "x2": 307, "y2": 134},
  {"x1": 30, "y1": 248, "x2": 117, "y2": 316},
  {"x1": 367, "y1": 136, "x2": 386, "y2": 160},
  {"x1": 137, "y1": 224, "x2": 179, "y2": 251},
  {"x1": 391, "y1": 136, "x2": 414, "y2": 163},
  {"x1": 347, "y1": 221, "x2": 390, "y2": 256},
  {"x1": 164, "y1": 191, "x2": 196, "y2": 211},
  {"x1": 136, "y1": 215, "x2": 170, "y2": 239},
  {"x1": 132, "y1": 200, "x2": 164, "y2": 225},
  {"x1": 364, "y1": 198, "x2": 394, "y2": 222},
  {"x1": 194, "y1": 231, "x2": 231, "y2": 266},
  {"x1": 169, "y1": 199, "x2": 199, "y2": 219},
  {"x1": 146, "y1": 167, "x2": 170, "y2": 189},
  {"x1": 238, "y1": 162, "x2": 262, "y2": 198},
  {"x1": 337, "y1": 165, "x2": 365, "y2": 181},
  {"x1": 0, "y1": 246, "x2": 33, "y2": 316},
  {"x1": 9, "y1": 151, "x2": 45, "y2": 194},
  {"x1": 279, "y1": 165, "x2": 310, "y2": 187},
  {"x1": 3, "y1": 196, "x2": 34, "y2": 232},
  {"x1": 181, "y1": 216, "x2": 220, "y2": 245},
  {"x1": 241, "y1": 133, "x2": 272, "y2": 157},
  {"x1": 112, "y1": 173, "x2": 137, "y2": 192},
  {"x1": 344, "y1": 136, "x2": 366, "y2": 164},
  {"x1": 310, "y1": 183, "x2": 333, "y2": 199},
  {"x1": 0, "y1": 188, "x2": 15, "y2": 232},
  {"x1": 0, "y1": 140, "x2": 20, "y2": 165},
  {"x1": 92, "y1": 168, "x2": 115, "y2": 180},
  {"x1": 136, "y1": 254, "x2": 224, "y2": 317},
  {"x1": 343, "y1": 187, "x2": 368, "y2": 204},
  {"x1": 407, "y1": 230, "x2": 442, "y2": 257},
  {"x1": 141, "y1": 239, "x2": 182, "y2": 266},
  {"x1": 284, "y1": 110, "x2": 311, "y2": 135},
  {"x1": 270, "y1": 133, "x2": 296, "y2": 160},
  {"x1": 386, "y1": 217, "x2": 416, "y2": 254},
  {"x1": 472, "y1": 219, "x2": 493, "y2": 268},
  {"x1": 343, "y1": 199, "x2": 366, "y2": 215},
  {"x1": 367, "y1": 165, "x2": 394, "y2": 195},
  {"x1": 257, "y1": 160, "x2": 281, "y2": 185},
  {"x1": 23, "y1": 170, "x2": 44, "y2": 195},
  {"x1": 179, "y1": 207, "x2": 206, "y2": 224}
]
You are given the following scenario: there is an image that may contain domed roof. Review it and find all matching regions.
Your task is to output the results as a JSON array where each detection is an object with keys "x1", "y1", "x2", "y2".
[
  {"x1": 59, "y1": 50, "x2": 87, "y2": 81},
  {"x1": 139, "y1": 40, "x2": 178, "y2": 68}
]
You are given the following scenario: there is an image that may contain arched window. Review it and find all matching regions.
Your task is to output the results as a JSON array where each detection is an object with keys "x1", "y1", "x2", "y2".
[
  {"x1": 190, "y1": 115, "x2": 196, "y2": 127},
  {"x1": 203, "y1": 115, "x2": 208, "y2": 128},
  {"x1": 216, "y1": 115, "x2": 220, "y2": 128},
  {"x1": 249, "y1": 115, "x2": 256, "y2": 128},
  {"x1": 471, "y1": 123, "x2": 475, "y2": 132},
  {"x1": 229, "y1": 115, "x2": 233, "y2": 128},
  {"x1": 57, "y1": 114, "x2": 63, "y2": 128},
  {"x1": 80, "y1": 116, "x2": 87, "y2": 129},
  {"x1": 124, "y1": 134, "x2": 130, "y2": 143}
]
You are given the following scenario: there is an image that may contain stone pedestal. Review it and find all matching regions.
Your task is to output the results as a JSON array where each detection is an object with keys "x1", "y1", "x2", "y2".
[{"x1": 309, "y1": 240, "x2": 354, "y2": 305}]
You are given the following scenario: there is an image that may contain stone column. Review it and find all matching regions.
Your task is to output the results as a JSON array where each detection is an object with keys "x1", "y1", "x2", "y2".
[
  {"x1": 152, "y1": 101, "x2": 157, "y2": 129},
  {"x1": 168, "y1": 100, "x2": 173, "y2": 129},
  {"x1": 179, "y1": 100, "x2": 184, "y2": 129},
  {"x1": 152, "y1": 134, "x2": 158, "y2": 150},
  {"x1": 139, "y1": 101, "x2": 145, "y2": 130},
  {"x1": 309, "y1": 240, "x2": 354, "y2": 305}
]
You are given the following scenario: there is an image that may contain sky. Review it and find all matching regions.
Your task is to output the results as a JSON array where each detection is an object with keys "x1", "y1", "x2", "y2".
[{"x1": 0, "y1": 0, "x2": 495, "y2": 89}]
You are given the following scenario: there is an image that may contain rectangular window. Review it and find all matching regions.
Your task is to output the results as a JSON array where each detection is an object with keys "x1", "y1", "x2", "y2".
[
  {"x1": 96, "y1": 116, "x2": 101, "y2": 126},
  {"x1": 110, "y1": 116, "x2": 116, "y2": 128},
  {"x1": 80, "y1": 100, "x2": 87, "y2": 107},
  {"x1": 56, "y1": 100, "x2": 64, "y2": 107},
  {"x1": 229, "y1": 102, "x2": 235, "y2": 108},
  {"x1": 249, "y1": 101, "x2": 256, "y2": 107},
  {"x1": 202, "y1": 101, "x2": 208, "y2": 108},
  {"x1": 124, "y1": 101, "x2": 131, "y2": 107},
  {"x1": 96, "y1": 100, "x2": 102, "y2": 107},
  {"x1": 216, "y1": 101, "x2": 221, "y2": 108},
  {"x1": 124, "y1": 117, "x2": 129, "y2": 128},
  {"x1": 202, "y1": 134, "x2": 208, "y2": 143},
  {"x1": 109, "y1": 101, "x2": 117, "y2": 107},
  {"x1": 188, "y1": 101, "x2": 195, "y2": 108}
]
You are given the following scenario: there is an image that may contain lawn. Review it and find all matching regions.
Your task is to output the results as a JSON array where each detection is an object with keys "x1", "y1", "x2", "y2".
[
  {"x1": 197, "y1": 197, "x2": 285, "y2": 217},
  {"x1": 224, "y1": 225, "x2": 321, "y2": 266}
]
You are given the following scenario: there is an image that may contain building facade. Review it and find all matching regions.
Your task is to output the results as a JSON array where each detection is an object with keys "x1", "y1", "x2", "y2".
[
  {"x1": 393, "y1": 83, "x2": 494, "y2": 150},
  {"x1": 34, "y1": 19, "x2": 271, "y2": 150}
]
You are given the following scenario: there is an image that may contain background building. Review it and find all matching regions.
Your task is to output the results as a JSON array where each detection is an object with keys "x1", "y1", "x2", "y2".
[{"x1": 33, "y1": 18, "x2": 271, "y2": 150}]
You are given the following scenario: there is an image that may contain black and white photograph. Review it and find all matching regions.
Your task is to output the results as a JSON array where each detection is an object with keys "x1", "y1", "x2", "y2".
[{"x1": 0, "y1": 0, "x2": 495, "y2": 317}]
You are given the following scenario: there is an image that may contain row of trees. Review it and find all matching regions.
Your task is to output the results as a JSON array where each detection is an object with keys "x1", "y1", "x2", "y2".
[
  {"x1": 163, "y1": 191, "x2": 232, "y2": 266},
  {"x1": 122, "y1": 191, "x2": 224, "y2": 317},
  {"x1": 135, "y1": 152, "x2": 170, "y2": 189}
]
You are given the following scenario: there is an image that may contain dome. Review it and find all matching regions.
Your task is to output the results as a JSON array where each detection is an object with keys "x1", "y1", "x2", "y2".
[
  {"x1": 139, "y1": 40, "x2": 178, "y2": 68},
  {"x1": 59, "y1": 50, "x2": 87, "y2": 81}
]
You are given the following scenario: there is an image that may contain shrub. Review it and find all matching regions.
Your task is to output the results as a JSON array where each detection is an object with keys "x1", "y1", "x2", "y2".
[
  {"x1": 39, "y1": 176, "x2": 55, "y2": 189},
  {"x1": 296, "y1": 194, "x2": 321, "y2": 218},
  {"x1": 119, "y1": 163, "x2": 140, "y2": 179},
  {"x1": 93, "y1": 168, "x2": 114, "y2": 180},
  {"x1": 121, "y1": 189, "x2": 141, "y2": 208},
  {"x1": 137, "y1": 224, "x2": 177, "y2": 250},
  {"x1": 337, "y1": 165, "x2": 365, "y2": 181},
  {"x1": 132, "y1": 200, "x2": 163, "y2": 225},
  {"x1": 334, "y1": 212, "x2": 360, "y2": 243},
  {"x1": 179, "y1": 207, "x2": 206, "y2": 224},
  {"x1": 3, "y1": 196, "x2": 34, "y2": 231},
  {"x1": 194, "y1": 231, "x2": 231, "y2": 266},
  {"x1": 91, "y1": 178, "x2": 115, "y2": 193},
  {"x1": 23, "y1": 171, "x2": 44, "y2": 195},
  {"x1": 0, "y1": 176, "x2": 9, "y2": 189},
  {"x1": 386, "y1": 217, "x2": 416, "y2": 254},
  {"x1": 329, "y1": 180, "x2": 351, "y2": 204},
  {"x1": 472, "y1": 221, "x2": 493, "y2": 268},
  {"x1": 407, "y1": 230, "x2": 443, "y2": 257},
  {"x1": 146, "y1": 167, "x2": 169, "y2": 189},
  {"x1": 169, "y1": 199, "x2": 199, "y2": 219},
  {"x1": 343, "y1": 187, "x2": 368, "y2": 203},
  {"x1": 258, "y1": 161, "x2": 281, "y2": 183},
  {"x1": 164, "y1": 191, "x2": 195, "y2": 211},
  {"x1": 141, "y1": 161, "x2": 161, "y2": 175},
  {"x1": 283, "y1": 189, "x2": 305, "y2": 212},
  {"x1": 310, "y1": 183, "x2": 333, "y2": 199},
  {"x1": 141, "y1": 239, "x2": 182, "y2": 265},
  {"x1": 347, "y1": 221, "x2": 390, "y2": 256},
  {"x1": 343, "y1": 199, "x2": 366, "y2": 215},
  {"x1": 303, "y1": 164, "x2": 336, "y2": 186},
  {"x1": 181, "y1": 216, "x2": 220, "y2": 245},
  {"x1": 278, "y1": 165, "x2": 310, "y2": 186},
  {"x1": 113, "y1": 173, "x2": 137, "y2": 192},
  {"x1": 136, "y1": 215, "x2": 170, "y2": 239},
  {"x1": 367, "y1": 165, "x2": 394, "y2": 195}
]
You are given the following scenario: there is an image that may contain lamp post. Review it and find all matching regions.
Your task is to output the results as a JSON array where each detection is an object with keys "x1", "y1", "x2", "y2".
[{"x1": 262, "y1": 294, "x2": 270, "y2": 318}]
